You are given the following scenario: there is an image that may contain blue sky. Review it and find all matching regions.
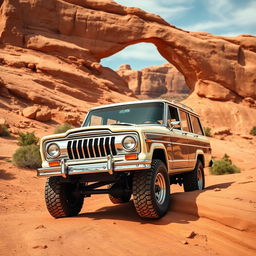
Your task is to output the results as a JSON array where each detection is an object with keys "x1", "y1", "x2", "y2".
[{"x1": 101, "y1": 0, "x2": 256, "y2": 70}]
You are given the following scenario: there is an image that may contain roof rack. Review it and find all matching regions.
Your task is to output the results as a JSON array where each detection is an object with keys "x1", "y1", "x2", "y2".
[{"x1": 170, "y1": 100, "x2": 194, "y2": 112}]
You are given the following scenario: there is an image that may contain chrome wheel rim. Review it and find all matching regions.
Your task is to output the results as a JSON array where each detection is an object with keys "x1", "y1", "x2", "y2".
[
  {"x1": 154, "y1": 172, "x2": 166, "y2": 205},
  {"x1": 197, "y1": 167, "x2": 203, "y2": 190}
]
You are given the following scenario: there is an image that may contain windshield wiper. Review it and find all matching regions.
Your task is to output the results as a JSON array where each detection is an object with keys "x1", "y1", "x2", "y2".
[{"x1": 111, "y1": 122, "x2": 135, "y2": 126}]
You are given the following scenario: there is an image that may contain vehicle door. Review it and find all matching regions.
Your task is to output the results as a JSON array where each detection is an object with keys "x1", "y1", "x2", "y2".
[
  {"x1": 179, "y1": 110, "x2": 197, "y2": 169},
  {"x1": 189, "y1": 114, "x2": 207, "y2": 166},
  {"x1": 167, "y1": 105, "x2": 189, "y2": 169}
]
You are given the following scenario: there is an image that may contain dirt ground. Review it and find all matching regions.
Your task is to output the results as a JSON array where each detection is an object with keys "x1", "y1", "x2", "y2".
[{"x1": 0, "y1": 135, "x2": 256, "y2": 256}]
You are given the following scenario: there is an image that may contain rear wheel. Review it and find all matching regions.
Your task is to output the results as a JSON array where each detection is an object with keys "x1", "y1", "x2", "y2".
[
  {"x1": 108, "y1": 183, "x2": 131, "y2": 204},
  {"x1": 132, "y1": 159, "x2": 170, "y2": 219},
  {"x1": 183, "y1": 160, "x2": 205, "y2": 192},
  {"x1": 45, "y1": 176, "x2": 84, "y2": 218}
]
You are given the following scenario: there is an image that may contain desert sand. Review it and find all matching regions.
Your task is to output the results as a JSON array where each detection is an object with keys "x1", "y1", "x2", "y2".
[{"x1": 0, "y1": 134, "x2": 256, "y2": 256}]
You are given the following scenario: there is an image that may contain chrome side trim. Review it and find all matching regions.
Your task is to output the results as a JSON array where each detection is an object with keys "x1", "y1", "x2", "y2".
[
  {"x1": 168, "y1": 159, "x2": 196, "y2": 162},
  {"x1": 148, "y1": 139, "x2": 210, "y2": 149},
  {"x1": 167, "y1": 141, "x2": 210, "y2": 148}
]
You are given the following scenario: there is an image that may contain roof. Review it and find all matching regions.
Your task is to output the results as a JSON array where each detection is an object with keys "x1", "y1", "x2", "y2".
[{"x1": 90, "y1": 99, "x2": 197, "y2": 115}]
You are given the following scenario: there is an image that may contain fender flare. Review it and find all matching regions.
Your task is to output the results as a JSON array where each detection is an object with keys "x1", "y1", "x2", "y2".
[{"x1": 148, "y1": 143, "x2": 169, "y2": 170}]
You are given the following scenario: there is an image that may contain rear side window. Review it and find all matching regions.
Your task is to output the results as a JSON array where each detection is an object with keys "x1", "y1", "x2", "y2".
[
  {"x1": 179, "y1": 110, "x2": 191, "y2": 132},
  {"x1": 190, "y1": 115, "x2": 204, "y2": 135},
  {"x1": 168, "y1": 105, "x2": 181, "y2": 130}
]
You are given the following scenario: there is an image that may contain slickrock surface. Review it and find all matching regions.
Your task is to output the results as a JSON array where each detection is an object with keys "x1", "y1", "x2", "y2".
[{"x1": 0, "y1": 134, "x2": 256, "y2": 256}]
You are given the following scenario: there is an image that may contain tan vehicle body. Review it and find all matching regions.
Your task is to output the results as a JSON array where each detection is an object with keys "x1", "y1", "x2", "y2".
[
  {"x1": 39, "y1": 125, "x2": 211, "y2": 176},
  {"x1": 38, "y1": 100, "x2": 212, "y2": 219},
  {"x1": 38, "y1": 100, "x2": 212, "y2": 178}
]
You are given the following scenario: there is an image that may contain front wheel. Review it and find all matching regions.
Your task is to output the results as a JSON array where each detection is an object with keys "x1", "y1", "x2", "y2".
[
  {"x1": 45, "y1": 177, "x2": 84, "y2": 218},
  {"x1": 183, "y1": 160, "x2": 205, "y2": 192},
  {"x1": 132, "y1": 160, "x2": 170, "y2": 219}
]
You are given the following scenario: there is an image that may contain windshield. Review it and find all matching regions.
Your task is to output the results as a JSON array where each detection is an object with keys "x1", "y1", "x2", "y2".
[{"x1": 83, "y1": 102, "x2": 165, "y2": 126}]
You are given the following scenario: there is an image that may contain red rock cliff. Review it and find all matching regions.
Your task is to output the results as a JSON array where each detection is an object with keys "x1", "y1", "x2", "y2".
[
  {"x1": 0, "y1": 0, "x2": 255, "y2": 132},
  {"x1": 117, "y1": 63, "x2": 190, "y2": 98},
  {"x1": 1, "y1": 0, "x2": 255, "y2": 101}
]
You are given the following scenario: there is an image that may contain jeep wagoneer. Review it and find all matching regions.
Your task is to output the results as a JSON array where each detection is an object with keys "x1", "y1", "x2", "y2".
[{"x1": 38, "y1": 100, "x2": 212, "y2": 219}]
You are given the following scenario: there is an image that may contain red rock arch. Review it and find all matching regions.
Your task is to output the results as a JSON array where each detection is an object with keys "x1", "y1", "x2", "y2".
[{"x1": 1, "y1": 0, "x2": 256, "y2": 101}]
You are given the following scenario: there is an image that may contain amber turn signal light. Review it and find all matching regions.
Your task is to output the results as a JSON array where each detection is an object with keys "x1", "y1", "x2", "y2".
[
  {"x1": 49, "y1": 161, "x2": 60, "y2": 167},
  {"x1": 125, "y1": 154, "x2": 138, "y2": 160}
]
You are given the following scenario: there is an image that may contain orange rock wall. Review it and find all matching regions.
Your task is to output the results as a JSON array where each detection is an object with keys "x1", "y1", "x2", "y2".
[
  {"x1": 1, "y1": 0, "x2": 255, "y2": 102},
  {"x1": 0, "y1": 0, "x2": 256, "y2": 133},
  {"x1": 117, "y1": 63, "x2": 189, "y2": 98}
]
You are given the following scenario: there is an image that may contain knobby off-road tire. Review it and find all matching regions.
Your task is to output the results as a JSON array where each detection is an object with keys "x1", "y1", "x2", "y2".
[
  {"x1": 183, "y1": 160, "x2": 205, "y2": 192},
  {"x1": 108, "y1": 183, "x2": 131, "y2": 204},
  {"x1": 132, "y1": 159, "x2": 170, "y2": 219},
  {"x1": 109, "y1": 193, "x2": 131, "y2": 204},
  {"x1": 45, "y1": 176, "x2": 84, "y2": 218}
]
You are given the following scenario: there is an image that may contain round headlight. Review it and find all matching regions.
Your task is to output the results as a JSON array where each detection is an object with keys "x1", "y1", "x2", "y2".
[
  {"x1": 122, "y1": 136, "x2": 137, "y2": 151},
  {"x1": 47, "y1": 143, "x2": 60, "y2": 158}
]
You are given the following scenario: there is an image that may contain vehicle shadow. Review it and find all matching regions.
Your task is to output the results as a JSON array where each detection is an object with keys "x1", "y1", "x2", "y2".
[{"x1": 77, "y1": 182, "x2": 234, "y2": 225}]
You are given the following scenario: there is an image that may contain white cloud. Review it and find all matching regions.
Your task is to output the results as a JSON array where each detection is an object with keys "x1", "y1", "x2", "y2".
[
  {"x1": 233, "y1": 2, "x2": 256, "y2": 26},
  {"x1": 185, "y1": 0, "x2": 256, "y2": 34},
  {"x1": 115, "y1": 43, "x2": 164, "y2": 61},
  {"x1": 206, "y1": 0, "x2": 233, "y2": 18}
]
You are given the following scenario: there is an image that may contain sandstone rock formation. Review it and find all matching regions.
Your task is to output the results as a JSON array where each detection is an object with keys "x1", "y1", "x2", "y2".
[
  {"x1": 1, "y1": 0, "x2": 255, "y2": 101},
  {"x1": 35, "y1": 107, "x2": 52, "y2": 122},
  {"x1": 22, "y1": 106, "x2": 39, "y2": 120},
  {"x1": 0, "y1": 0, "x2": 255, "y2": 133},
  {"x1": 117, "y1": 63, "x2": 190, "y2": 98}
]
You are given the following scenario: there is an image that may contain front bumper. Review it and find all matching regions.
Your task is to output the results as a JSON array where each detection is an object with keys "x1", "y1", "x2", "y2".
[{"x1": 37, "y1": 156, "x2": 151, "y2": 178}]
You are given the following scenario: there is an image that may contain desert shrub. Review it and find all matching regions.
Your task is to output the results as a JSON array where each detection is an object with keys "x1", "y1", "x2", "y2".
[
  {"x1": 210, "y1": 154, "x2": 240, "y2": 175},
  {"x1": 250, "y1": 126, "x2": 256, "y2": 136},
  {"x1": 0, "y1": 124, "x2": 10, "y2": 137},
  {"x1": 13, "y1": 144, "x2": 42, "y2": 168},
  {"x1": 54, "y1": 123, "x2": 72, "y2": 134},
  {"x1": 204, "y1": 127, "x2": 212, "y2": 137},
  {"x1": 17, "y1": 131, "x2": 38, "y2": 146}
]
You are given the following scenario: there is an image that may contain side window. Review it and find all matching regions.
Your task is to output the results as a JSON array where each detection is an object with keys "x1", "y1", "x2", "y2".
[
  {"x1": 168, "y1": 105, "x2": 181, "y2": 130},
  {"x1": 179, "y1": 110, "x2": 191, "y2": 132},
  {"x1": 190, "y1": 115, "x2": 204, "y2": 135}
]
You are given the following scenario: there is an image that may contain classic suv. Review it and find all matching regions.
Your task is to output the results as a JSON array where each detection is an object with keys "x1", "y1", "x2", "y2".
[{"x1": 38, "y1": 100, "x2": 212, "y2": 219}]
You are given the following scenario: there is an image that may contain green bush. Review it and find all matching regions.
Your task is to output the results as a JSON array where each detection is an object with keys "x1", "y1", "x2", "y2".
[
  {"x1": 0, "y1": 124, "x2": 10, "y2": 137},
  {"x1": 250, "y1": 126, "x2": 256, "y2": 136},
  {"x1": 54, "y1": 123, "x2": 72, "y2": 134},
  {"x1": 204, "y1": 127, "x2": 212, "y2": 137},
  {"x1": 13, "y1": 144, "x2": 42, "y2": 169},
  {"x1": 210, "y1": 154, "x2": 240, "y2": 175},
  {"x1": 17, "y1": 131, "x2": 38, "y2": 146}
]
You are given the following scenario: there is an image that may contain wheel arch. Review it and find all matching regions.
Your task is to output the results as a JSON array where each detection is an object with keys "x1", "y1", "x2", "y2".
[
  {"x1": 196, "y1": 151, "x2": 205, "y2": 168},
  {"x1": 150, "y1": 145, "x2": 168, "y2": 169}
]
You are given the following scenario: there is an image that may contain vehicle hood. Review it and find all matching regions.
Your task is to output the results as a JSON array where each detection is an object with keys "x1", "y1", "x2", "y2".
[{"x1": 40, "y1": 125, "x2": 170, "y2": 143}]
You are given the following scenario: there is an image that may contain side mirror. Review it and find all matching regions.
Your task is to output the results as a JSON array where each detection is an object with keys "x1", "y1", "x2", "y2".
[{"x1": 168, "y1": 120, "x2": 181, "y2": 131}]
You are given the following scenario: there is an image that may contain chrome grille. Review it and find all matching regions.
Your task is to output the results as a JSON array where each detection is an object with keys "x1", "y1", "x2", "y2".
[{"x1": 67, "y1": 137, "x2": 117, "y2": 160}]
